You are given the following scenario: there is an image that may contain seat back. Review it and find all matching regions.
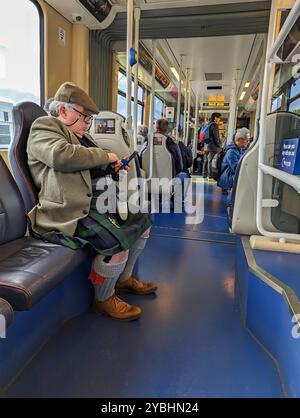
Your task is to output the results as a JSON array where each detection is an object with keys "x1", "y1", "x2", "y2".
[
  {"x1": 136, "y1": 134, "x2": 147, "y2": 153},
  {"x1": 230, "y1": 111, "x2": 300, "y2": 235},
  {"x1": 9, "y1": 102, "x2": 47, "y2": 212},
  {"x1": 90, "y1": 111, "x2": 140, "y2": 196},
  {"x1": 0, "y1": 155, "x2": 26, "y2": 244},
  {"x1": 142, "y1": 133, "x2": 175, "y2": 180}
]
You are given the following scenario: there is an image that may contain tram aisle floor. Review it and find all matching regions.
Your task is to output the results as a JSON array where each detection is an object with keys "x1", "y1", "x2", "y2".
[{"x1": 4, "y1": 235, "x2": 283, "y2": 398}]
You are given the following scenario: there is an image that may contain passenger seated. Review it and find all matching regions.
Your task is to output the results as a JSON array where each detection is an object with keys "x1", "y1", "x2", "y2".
[
  {"x1": 156, "y1": 118, "x2": 183, "y2": 175},
  {"x1": 178, "y1": 130, "x2": 193, "y2": 177},
  {"x1": 155, "y1": 119, "x2": 190, "y2": 208},
  {"x1": 137, "y1": 125, "x2": 148, "y2": 148},
  {"x1": 217, "y1": 127, "x2": 249, "y2": 195},
  {"x1": 193, "y1": 142, "x2": 204, "y2": 174},
  {"x1": 27, "y1": 82, "x2": 157, "y2": 321}
]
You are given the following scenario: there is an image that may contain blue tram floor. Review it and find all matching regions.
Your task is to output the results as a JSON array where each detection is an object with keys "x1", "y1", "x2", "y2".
[
  {"x1": 3, "y1": 185, "x2": 283, "y2": 398},
  {"x1": 253, "y1": 249, "x2": 300, "y2": 300}
]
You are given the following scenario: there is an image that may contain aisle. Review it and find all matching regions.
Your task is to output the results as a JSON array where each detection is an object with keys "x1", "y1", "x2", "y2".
[{"x1": 4, "y1": 185, "x2": 283, "y2": 398}]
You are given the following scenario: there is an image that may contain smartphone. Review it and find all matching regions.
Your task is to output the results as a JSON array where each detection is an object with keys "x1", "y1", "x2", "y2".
[{"x1": 119, "y1": 151, "x2": 138, "y2": 170}]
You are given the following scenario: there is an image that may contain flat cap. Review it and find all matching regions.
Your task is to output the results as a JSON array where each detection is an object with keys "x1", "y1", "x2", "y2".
[{"x1": 54, "y1": 82, "x2": 99, "y2": 114}]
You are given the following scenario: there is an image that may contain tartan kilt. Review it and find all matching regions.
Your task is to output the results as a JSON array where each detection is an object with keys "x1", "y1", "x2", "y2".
[{"x1": 31, "y1": 209, "x2": 153, "y2": 257}]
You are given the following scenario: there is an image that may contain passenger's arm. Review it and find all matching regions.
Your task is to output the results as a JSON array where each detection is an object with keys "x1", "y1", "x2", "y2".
[
  {"x1": 28, "y1": 123, "x2": 109, "y2": 172},
  {"x1": 186, "y1": 147, "x2": 193, "y2": 167},
  {"x1": 167, "y1": 139, "x2": 183, "y2": 174},
  {"x1": 226, "y1": 150, "x2": 241, "y2": 173}
]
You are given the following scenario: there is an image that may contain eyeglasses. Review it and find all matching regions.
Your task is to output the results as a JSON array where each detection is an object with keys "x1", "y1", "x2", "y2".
[{"x1": 71, "y1": 107, "x2": 93, "y2": 122}]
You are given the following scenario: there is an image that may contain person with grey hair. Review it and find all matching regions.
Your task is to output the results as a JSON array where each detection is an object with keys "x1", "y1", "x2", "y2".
[
  {"x1": 217, "y1": 127, "x2": 250, "y2": 195},
  {"x1": 137, "y1": 125, "x2": 148, "y2": 150},
  {"x1": 27, "y1": 82, "x2": 157, "y2": 322}
]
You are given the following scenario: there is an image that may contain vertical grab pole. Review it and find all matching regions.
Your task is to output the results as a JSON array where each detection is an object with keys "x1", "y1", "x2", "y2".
[
  {"x1": 126, "y1": 0, "x2": 134, "y2": 137},
  {"x1": 226, "y1": 69, "x2": 239, "y2": 144},
  {"x1": 193, "y1": 94, "x2": 199, "y2": 159},
  {"x1": 254, "y1": 36, "x2": 267, "y2": 141},
  {"x1": 145, "y1": 39, "x2": 157, "y2": 181},
  {"x1": 256, "y1": 0, "x2": 278, "y2": 237},
  {"x1": 133, "y1": 8, "x2": 141, "y2": 152},
  {"x1": 185, "y1": 76, "x2": 191, "y2": 146},
  {"x1": 183, "y1": 68, "x2": 188, "y2": 143},
  {"x1": 176, "y1": 55, "x2": 183, "y2": 142}
]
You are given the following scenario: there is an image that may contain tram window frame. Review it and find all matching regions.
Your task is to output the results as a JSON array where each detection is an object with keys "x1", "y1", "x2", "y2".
[
  {"x1": 154, "y1": 95, "x2": 164, "y2": 122},
  {"x1": 0, "y1": 0, "x2": 44, "y2": 149},
  {"x1": 117, "y1": 70, "x2": 145, "y2": 125},
  {"x1": 288, "y1": 77, "x2": 300, "y2": 116}
]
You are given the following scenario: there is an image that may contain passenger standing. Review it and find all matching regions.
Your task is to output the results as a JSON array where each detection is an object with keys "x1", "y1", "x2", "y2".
[{"x1": 202, "y1": 112, "x2": 222, "y2": 179}]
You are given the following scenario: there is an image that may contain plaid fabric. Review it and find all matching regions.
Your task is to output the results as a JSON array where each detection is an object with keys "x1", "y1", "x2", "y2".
[
  {"x1": 31, "y1": 138, "x2": 153, "y2": 256},
  {"x1": 32, "y1": 209, "x2": 152, "y2": 257}
]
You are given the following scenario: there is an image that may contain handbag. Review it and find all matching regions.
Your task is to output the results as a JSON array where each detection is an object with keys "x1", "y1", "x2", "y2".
[{"x1": 76, "y1": 209, "x2": 152, "y2": 256}]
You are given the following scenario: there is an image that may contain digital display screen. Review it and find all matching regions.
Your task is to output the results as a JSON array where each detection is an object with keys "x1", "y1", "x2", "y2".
[{"x1": 94, "y1": 118, "x2": 115, "y2": 134}]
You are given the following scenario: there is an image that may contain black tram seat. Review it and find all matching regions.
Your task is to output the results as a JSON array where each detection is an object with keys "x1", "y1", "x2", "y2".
[
  {"x1": 0, "y1": 297, "x2": 13, "y2": 329},
  {"x1": 9, "y1": 102, "x2": 46, "y2": 212},
  {"x1": 0, "y1": 102, "x2": 89, "y2": 311}
]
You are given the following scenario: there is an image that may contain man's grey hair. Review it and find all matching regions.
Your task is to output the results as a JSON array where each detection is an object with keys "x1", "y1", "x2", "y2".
[
  {"x1": 48, "y1": 100, "x2": 74, "y2": 117},
  {"x1": 235, "y1": 127, "x2": 250, "y2": 141},
  {"x1": 43, "y1": 97, "x2": 54, "y2": 114}
]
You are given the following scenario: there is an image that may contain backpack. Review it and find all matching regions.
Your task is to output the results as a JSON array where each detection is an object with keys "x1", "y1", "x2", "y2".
[
  {"x1": 211, "y1": 149, "x2": 225, "y2": 181},
  {"x1": 198, "y1": 122, "x2": 213, "y2": 144}
]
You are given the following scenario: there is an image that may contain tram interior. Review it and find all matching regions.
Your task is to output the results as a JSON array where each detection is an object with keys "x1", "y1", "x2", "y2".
[{"x1": 0, "y1": 0, "x2": 300, "y2": 398}]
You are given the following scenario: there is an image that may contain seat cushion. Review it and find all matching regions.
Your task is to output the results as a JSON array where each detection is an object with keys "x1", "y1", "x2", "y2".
[
  {"x1": 0, "y1": 237, "x2": 89, "y2": 310},
  {"x1": 0, "y1": 297, "x2": 13, "y2": 329}
]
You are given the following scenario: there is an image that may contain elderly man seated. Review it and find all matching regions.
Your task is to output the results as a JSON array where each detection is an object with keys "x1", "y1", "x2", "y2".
[
  {"x1": 218, "y1": 127, "x2": 250, "y2": 195},
  {"x1": 27, "y1": 82, "x2": 157, "y2": 321}
]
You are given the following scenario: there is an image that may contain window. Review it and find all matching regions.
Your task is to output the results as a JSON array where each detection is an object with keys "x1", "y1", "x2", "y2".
[
  {"x1": 290, "y1": 77, "x2": 300, "y2": 99},
  {"x1": 154, "y1": 96, "x2": 164, "y2": 121},
  {"x1": 289, "y1": 97, "x2": 300, "y2": 116},
  {"x1": 0, "y1": 0, "x2": 43, "y2": 147},
  {"x1": 117, "y1": 71, "x2": 144, "y2": 125},
  {"x1": 271, "y1": 93, "x2": 283, "y2": 112},
  {"x1": 288, "y1": 76, "x2": 300, "y2": 116}
]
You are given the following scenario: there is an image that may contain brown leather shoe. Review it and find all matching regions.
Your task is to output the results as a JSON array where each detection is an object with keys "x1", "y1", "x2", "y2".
[
  {"x1": 92, "y1": 294, "x2": 141, "y2": 321},
  {"x1": 116, "y1": 276, "x2": 158, "y2": 295}
]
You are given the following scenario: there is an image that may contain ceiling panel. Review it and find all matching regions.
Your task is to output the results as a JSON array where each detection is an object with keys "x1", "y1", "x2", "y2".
[
  {"x1": 103, "y1": 1, "x2": 271, "y2": 39},
  {"x1": 165, "y1": 34, "x2": 256, "y2": 101}
]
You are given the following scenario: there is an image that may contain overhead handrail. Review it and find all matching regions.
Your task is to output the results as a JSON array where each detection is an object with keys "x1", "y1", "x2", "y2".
[{"x1": 256, "y1": 0, "x2": 300, "y2": 241}]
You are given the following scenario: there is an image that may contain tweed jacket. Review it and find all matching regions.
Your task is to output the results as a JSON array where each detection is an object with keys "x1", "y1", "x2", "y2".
[{"x1": 27, "y1": 116, "x2": 109, "y2": 236}]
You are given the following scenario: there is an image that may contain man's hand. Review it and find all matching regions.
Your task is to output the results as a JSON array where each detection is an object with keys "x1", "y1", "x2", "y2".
[
  {"x1": 107, "y1": 152, "x2": 119, "y2": 163},
  {"x1": 107, "y1": 153, "x2": 131, "y2": 173},
  {"x1": 110, "y1": 160, "x2": 122, "y2": 172}
]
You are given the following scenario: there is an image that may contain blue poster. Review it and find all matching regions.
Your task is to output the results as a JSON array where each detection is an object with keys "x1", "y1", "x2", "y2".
[{"x1": 278, "y1": 138, "x2": 300, "y2": 175}]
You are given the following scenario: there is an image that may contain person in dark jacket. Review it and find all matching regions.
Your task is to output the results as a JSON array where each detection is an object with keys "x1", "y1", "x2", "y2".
[
  {"x1": 217, "y1": 127, "x2": 250, "y2": 194},
  {"x1": 193, "y1": 141, "x2": 205, "y2": 174},
  {"x1": 202, "y1": 112, "x2": 222, "y2": 179},
  {"x1": 156, "y1": 118, "x2": 183, "y2": 175},
  {"x1": 178, "y1": 131, "x2": 193, "y2": 176}
]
